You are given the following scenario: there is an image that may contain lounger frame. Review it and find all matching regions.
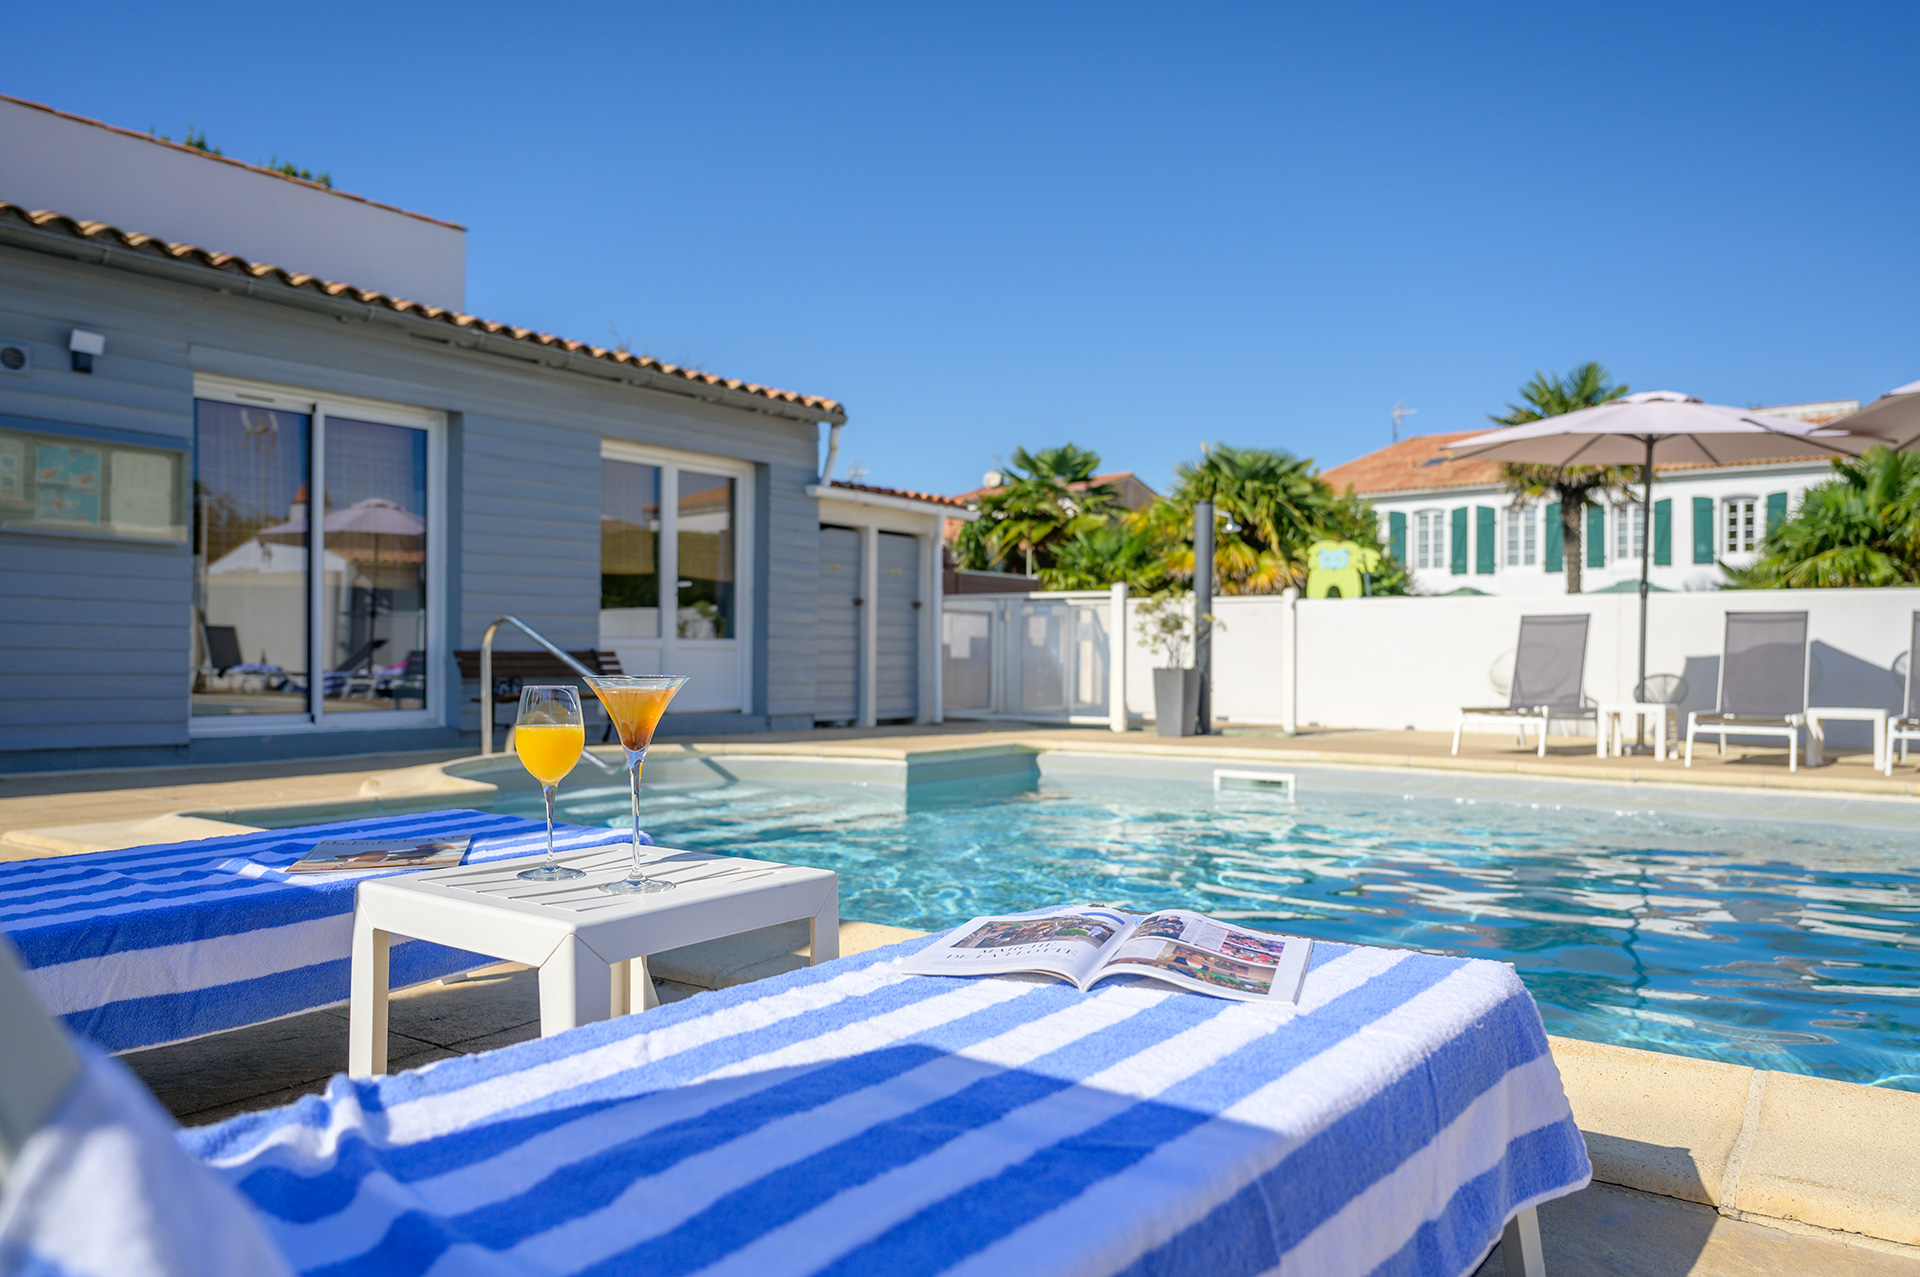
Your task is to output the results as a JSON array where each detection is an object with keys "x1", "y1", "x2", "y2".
[{"x1": 1685, "y1": 611, "x2": 1810, "y2": 772}]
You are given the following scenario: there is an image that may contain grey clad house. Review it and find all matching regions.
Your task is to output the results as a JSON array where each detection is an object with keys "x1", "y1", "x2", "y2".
[{"x1": 0, "y1": 95, "x2": 961, "y2": 770}]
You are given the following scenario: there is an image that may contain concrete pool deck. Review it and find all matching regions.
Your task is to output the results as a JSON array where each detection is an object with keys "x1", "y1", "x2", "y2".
[{"x1": 4, "y1": 721, "x2": 1917, "y2": 857}]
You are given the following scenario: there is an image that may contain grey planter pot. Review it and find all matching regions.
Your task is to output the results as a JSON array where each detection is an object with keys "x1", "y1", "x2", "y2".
[{"x1": 1153, "y1": 667, "x2": 1202, "y2": 737}]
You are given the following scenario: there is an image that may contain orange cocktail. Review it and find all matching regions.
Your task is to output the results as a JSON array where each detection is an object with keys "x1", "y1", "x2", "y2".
[
  {"x1": 513, "y1": 686, "x2": 588, "y2": 881},
  {"x1": 514, "y1": 723, "x2": 585, "y2": 784},
  {"x1": 584, "y1": 675, "x2": 689, "y2": 894}
]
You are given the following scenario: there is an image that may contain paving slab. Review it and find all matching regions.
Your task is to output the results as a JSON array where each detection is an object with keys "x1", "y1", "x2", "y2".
[
  {"x1": 1472, "y1": 1181, "x2": 1920, "y2": 1277},
  {"x1": 1735, "y1": 1071, "x2": 1920, "y2": 1246}
]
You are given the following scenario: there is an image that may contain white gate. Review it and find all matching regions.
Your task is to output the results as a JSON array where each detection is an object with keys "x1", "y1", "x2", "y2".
[{"x1": 941, "y1": 591, "x2": 1116, "y2": 724}]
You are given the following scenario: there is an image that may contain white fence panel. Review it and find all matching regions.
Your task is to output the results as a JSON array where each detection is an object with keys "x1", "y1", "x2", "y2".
[{"x1": 950, "y1": 585, "x2": 1920, "y2": 748}]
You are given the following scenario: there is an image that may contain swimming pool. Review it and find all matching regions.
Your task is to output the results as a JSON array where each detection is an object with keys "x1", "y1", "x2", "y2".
[{"x1": 492, "y1": 752, "x2": 1920, "y2": 1091}]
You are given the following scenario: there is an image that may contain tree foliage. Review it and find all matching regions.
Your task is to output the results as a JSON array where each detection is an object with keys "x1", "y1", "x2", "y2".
[
  {"x1": 1491, "y1": 362, "x2": 1639, "y2": 594},
  {"x1": 952, "y1": 444, "x2": 1120, "y2": 576},
  {"x1": 1725, "y1": 446, "x2": 1920, "y2": 588},
  {"x1": 959, "y1": 440, "x2": 1404, "y2": 597}
]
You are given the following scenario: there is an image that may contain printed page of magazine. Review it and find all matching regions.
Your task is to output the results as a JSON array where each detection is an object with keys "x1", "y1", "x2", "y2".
[
  {"x1": 1086, "y1": 910, "x2": 1313, "y2": 1004},
  {"x1": 898, "y1": 905, "x2": 1136, "y2": 988}
]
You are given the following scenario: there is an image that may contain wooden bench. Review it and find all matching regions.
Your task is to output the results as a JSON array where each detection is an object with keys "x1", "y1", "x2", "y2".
[{"x1": 453, "y1": 649, "x2": 625, "y2": 749}]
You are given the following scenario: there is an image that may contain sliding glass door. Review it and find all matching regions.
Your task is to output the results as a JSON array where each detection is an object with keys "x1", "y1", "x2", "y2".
[{"x1": 191, "y1": 377, "x2": 441, "y2": 731}]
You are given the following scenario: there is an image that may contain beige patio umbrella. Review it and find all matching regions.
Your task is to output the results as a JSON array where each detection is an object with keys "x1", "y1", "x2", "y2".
[
  {"x1": 1447, "y1": 392, "x2": 1865, "y2": 745},
  {"x1": 1824, "y1": 377, "x2": 1920, "y2": 449}
]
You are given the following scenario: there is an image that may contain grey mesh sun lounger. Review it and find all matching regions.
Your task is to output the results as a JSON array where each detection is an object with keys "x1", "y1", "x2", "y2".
[
  {"x1": 1686, "y1": 611, "x2": 1810, "y2": 771},
  {"x1": 1888, "y1": 611, "x2": 1920, "y2": 774},
  {"x1": 1453, "y1": 614, "x2": 1595, "y2": 757}
]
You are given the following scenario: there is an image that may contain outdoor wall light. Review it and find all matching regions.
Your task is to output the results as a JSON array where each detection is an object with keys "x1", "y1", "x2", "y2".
[{"x1": 68, "y1": 328, "x2": 105, "y2": 374}]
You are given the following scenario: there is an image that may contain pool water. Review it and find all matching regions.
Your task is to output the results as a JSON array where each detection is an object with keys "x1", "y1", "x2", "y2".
[{"x1": 508, "y1": 766, "x2": 1920, "y2": 1091}]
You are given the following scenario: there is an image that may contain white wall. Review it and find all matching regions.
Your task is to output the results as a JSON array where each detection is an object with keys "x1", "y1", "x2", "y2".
[
  {"x1": 0, "y1": 97, "x2": 466, "y2": 309},
  {"x1": 1110, "y1": 588, "x2": 1919, "y2": 748},
  {"x1": 1367, "y1": 460, "x2": 1836, "y2": 597}
]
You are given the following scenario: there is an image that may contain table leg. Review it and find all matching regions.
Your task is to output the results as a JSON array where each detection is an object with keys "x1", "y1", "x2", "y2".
[
  {"x1": 1875, "y1": 716, "x2": 1887, "y2": 773},
  {"x1": 1807, "y1": 718, "x2": 1824, "y2": 768},
  {"x1": 610, "y1": 958, "x2": 630, "y2": 1017},
  {"x1": 811, "y1": 890, "x2": 841, "y2": 965},
  {"x1": 1501, "y1": 1204, "x2": 1546, "y2": 1277},
  {"x1": 637, "y1": 957, "x2": 660, "y2": 1010},
  {"x1": 348, "y1": 918, "x2": 389, "y2": 1079},
  {"x1": 538, "y1": 934, "x2": 614, "y2": 1035}
]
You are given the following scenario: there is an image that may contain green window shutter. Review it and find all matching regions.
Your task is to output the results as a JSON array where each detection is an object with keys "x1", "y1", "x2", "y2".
[
  {"x1": 1388, "y1": 511, "x2": 1406, "y2": 564},
  {"x1": 1766, "y1": 491, "x2": 1788, "y2": 533},
  {"x1": 1653, "y1": 498, "x2": 1671, "y2": 566},
  {"x1": 1692, "y1": 496, "x2": 1714, "y2": 563},
  {"x1": 1449, "y1": 508, "x2": 1468, "y2": 574},
  {"x1": 1475, "y1": 506, "x2": 1496, "y2": 574},
  {"x1": 1586, "y1": 503, "x2": 1605, "y2": 568},
  {"x1": 1545, "y1": 502, "x2": 1563, "y2": 571}
]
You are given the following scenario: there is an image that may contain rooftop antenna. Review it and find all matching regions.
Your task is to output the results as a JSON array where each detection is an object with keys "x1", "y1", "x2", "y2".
[{"x1": 1391, "y1": 401, "x2": 1417, "y2": 443}]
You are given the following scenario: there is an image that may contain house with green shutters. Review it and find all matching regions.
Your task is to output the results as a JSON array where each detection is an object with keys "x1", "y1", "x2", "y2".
[{"x1": 1319, "y1": 408, "x2": 1852, "y2": 595}]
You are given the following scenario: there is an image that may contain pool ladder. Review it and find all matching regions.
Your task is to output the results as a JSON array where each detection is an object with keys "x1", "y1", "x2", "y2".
[{"x1": 479, "y1": 615, "x2": 619, "y2": 772}]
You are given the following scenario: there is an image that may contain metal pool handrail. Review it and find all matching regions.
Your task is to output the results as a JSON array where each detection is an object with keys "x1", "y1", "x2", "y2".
[{"x1": 480, "y1": 615, "x2": 618, "y2": 771}]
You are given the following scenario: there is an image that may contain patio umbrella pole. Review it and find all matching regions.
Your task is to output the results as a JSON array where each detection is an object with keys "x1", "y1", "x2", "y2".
[{"x1": 1636, "y1": 435, "x2": 1653, "y2": 750}]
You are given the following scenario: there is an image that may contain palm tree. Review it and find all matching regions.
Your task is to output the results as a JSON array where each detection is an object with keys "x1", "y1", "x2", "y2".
[
  {"x1": 954, "y1": 444, "x2": 1121, "y2": 575},
  {"x1": 1492, "y1": 362, "x2": 1639, "y2": 594},
  {"x1": 1040, "y1": 520, "x2": 1161, "y2": 591},
  {"x1": 1136, "y1": 444, "x2": 1398, "y2": 594},
  {"x1": 1725, "y1": 446, "x2": 1920, "y2": 588}
]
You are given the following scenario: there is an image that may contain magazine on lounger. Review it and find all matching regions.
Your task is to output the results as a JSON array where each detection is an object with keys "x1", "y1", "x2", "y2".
[{"x1": 901, "y1": 905, "x2": 1312, "y2": 1005}]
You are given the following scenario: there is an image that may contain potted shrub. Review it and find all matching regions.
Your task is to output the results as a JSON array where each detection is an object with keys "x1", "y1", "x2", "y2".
[{"x1": 1136, "y1": 594, "x2": 1218, "y2": 737}]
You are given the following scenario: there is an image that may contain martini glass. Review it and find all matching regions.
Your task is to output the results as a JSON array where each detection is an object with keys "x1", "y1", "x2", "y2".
[
  {"x1": 583, "y1": 674, "x2": 689, "y2": 894},
  {"x1": 513, "y1": 686, "x2": 587, "y2": 881}
]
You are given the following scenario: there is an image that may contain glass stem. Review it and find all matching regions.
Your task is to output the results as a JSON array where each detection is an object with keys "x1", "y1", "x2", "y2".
[
  {"x1": 628, "y1": 749, "x2": 647, "y2": 880},
  {"x1": 543, "y1": 783, "x2": 557, "y2": 866}
]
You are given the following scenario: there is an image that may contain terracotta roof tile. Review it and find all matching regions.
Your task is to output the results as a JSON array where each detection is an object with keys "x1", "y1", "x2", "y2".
[
  {"x1": 828, "y1": 480, "x2": 968, "y2": 508},
  {"x1": 1320, "y1": 433, "x2": 1505, "y2": 495},
  {"x1": 0, "y1": 200, "x2": 845, "y2": 420},
  {"x1": 1322, "y1": 430, "x2": 1834, "y2": 496}
]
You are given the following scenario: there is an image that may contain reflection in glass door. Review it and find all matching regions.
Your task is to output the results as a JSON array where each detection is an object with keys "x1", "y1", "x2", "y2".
[
  {"x1": 321, "y1": 417, "x2": 429, "y2": 713},
  {"x1": 192, "y1": 401, "x2": 311, "y2": 717}
]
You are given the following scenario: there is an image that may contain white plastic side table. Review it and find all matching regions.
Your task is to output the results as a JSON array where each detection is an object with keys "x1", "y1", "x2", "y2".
[
  {"x1": 348, "y1": 842, "x2": 838, "y2": 1077},
  {"x1": 1597, "y1": 702, "x2": 1674, "y2": 759},
  {"x1": 1805, "y1": 707, "x2": 1888, "y2": 770}
]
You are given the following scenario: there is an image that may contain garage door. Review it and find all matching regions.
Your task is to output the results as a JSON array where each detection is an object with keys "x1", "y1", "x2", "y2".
[
  {"x1": 816, "y1": 526, "x2": 861, "y2": 723},
  {"x1": 875, "y1": 532, "x2": 919, "y2": 721}
]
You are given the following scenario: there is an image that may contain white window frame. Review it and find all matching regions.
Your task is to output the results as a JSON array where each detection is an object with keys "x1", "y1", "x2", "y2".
[
  {"x1": 599, "y1": 438, "x2": 756, "y2": 714},
  {"x1": 1614, "y1": 501, "x2": 1646, "y2": 563},
  {"x1": 190, "y1": 373, "x2": 447, "y2": 737},
  {"x1": 1413, "y1": 508, "x2": 1444, "y2": 571},
  {"x1": 1503, "y1": 505, "x2": 1537, "y2": 569},
  {"x1": 1724, "y1": 495, "x2": 1760, "y2": 555}
]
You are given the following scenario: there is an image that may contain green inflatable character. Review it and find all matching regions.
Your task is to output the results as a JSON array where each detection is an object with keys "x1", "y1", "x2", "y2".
[{"x1": 1305, "y1": 539, "x2": 1381, "y2": 598}]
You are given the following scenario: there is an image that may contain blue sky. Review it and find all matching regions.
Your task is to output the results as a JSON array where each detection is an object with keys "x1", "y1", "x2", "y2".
[{"x1": 6, "y1": 2, "x2": 1916, "y2": 493}]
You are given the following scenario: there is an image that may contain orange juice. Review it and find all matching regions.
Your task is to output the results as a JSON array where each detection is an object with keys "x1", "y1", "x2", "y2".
[
  {"x1": 593, "y1": 686, "x2": 677, "y2": 752},
  {"x1": 514, "y1": 722, "x2": 585, "y2": 784}
]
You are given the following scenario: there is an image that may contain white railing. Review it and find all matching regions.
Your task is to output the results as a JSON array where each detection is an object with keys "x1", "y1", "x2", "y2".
[{"x1": 941, "y1": 587, "x2": 1128, "y2": 729}]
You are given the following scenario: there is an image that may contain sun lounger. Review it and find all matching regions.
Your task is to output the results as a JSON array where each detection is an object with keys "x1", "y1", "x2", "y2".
[
  {"x1": 1685, "y1": 612, "x2": 1810, "y2": 771},
  {"x1": 1454, "y1": 614, "x2": 1596, "y2": 757},
  {"x1": 1888, "y1": 612, "x2": 1920, "y2": 774},
  {"x1": 0, "y1": 921, "x2": 1586, "y2": 1276},
  {"x1": 0, "y1": 812, "x2": 634, "y2": 1052}
]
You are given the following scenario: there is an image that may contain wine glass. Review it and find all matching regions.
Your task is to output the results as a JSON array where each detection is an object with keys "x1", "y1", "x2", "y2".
[
  {"x1": 583, "y1": 674, "x2": 689, "y2": 894},
  {"x1": 512, "y1": 685, "x2": 586, "y2": 881}
]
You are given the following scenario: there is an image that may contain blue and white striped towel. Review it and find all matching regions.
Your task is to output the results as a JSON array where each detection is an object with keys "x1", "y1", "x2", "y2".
[
  {"x1": 184, "y1": 932, "x2": 1591, "y2": 1277},
  {"x1": 1, "y1": 812, "x2": 641, "y2": 1052}
]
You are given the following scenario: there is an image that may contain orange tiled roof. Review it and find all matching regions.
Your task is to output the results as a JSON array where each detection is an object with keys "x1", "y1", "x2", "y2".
[
  {"x1": 1320, "y1": 433, "x2": 1504, "y2": 495},
  {"x1": 828, "y1": 480, "x2": 969, "y2": 508},
  {"x1": 0, "y1": 201, "x2": 846, "y2": 421},
  {"x1": 1322, "y1": 430, "x2": 1836, "y2": 496}
]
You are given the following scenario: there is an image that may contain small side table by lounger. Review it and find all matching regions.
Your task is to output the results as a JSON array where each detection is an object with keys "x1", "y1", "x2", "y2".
[
  {"x1": 1805, "y1": 706, "x2": 1889, "y2": 770},
  {"x1": 348, "y1": 842, "x2": 838, "y2": 1077},
  {"x1": 1597, "y1": 701, "x2": 1675, "y2": 759}
]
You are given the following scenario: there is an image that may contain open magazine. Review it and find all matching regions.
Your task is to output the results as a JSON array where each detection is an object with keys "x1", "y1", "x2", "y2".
[{"x1": 901, "y1": 905, "x2": 1312, "y2": 1004}]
